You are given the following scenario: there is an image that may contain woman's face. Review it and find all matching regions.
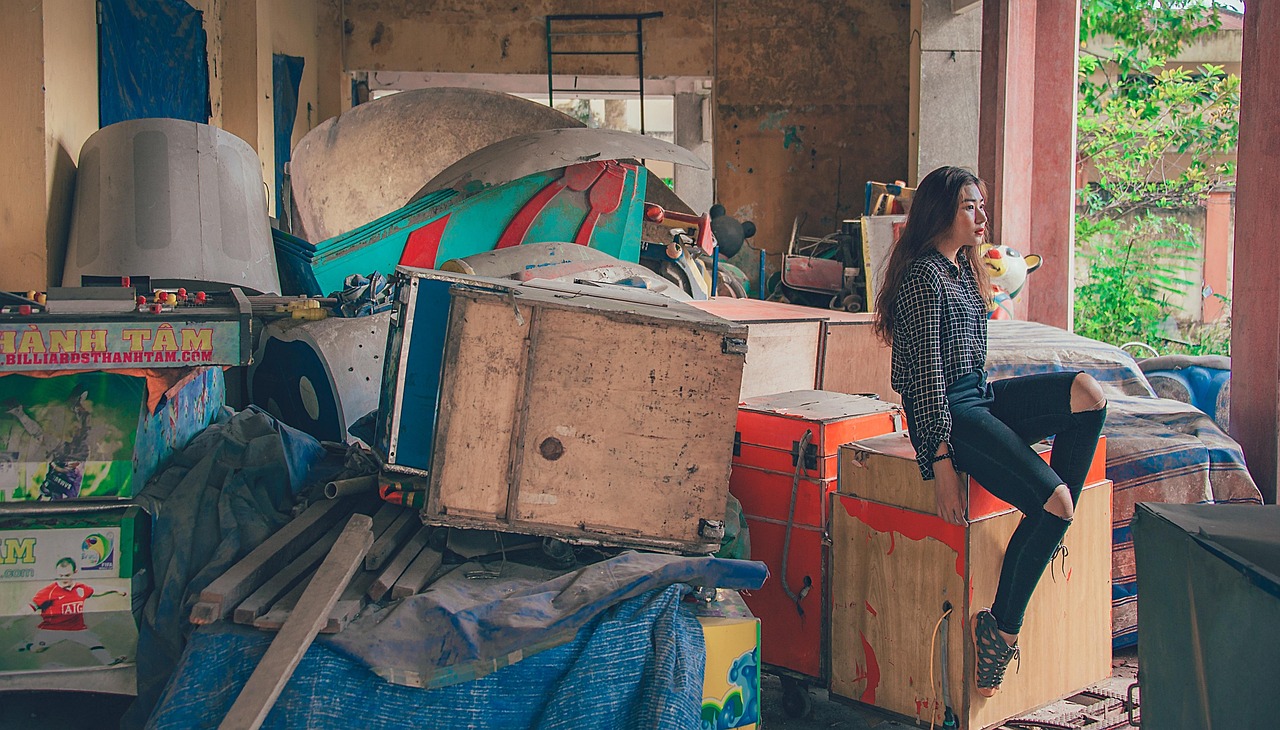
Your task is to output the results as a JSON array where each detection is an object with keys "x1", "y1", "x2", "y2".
[{"x1": 946, "y1": 183, "x2": 987, "y2": 248}]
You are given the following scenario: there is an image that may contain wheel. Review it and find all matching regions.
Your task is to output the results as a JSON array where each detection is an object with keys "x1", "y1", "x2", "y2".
[{"x1": 779, "y1": 676, "x2": 813, "y2": 719}]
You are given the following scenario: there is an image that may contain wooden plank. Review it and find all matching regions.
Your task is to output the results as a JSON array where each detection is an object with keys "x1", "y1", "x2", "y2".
[
  {"x1": 321, "y1": 566, "x2": 380, "y2": 634},
  {"x1": 233, "y1": 521, "x2": 346, "y2": 625},
  {"x1": 367, "y1": 526, "x2": 433, "y2": 602},
  {"x1": 390, "y1": 547, "x2": 444, "y2": 600},
  {"x1": 368, "y1": 501, "x2": 404, "y2": 538},
  {"x1": 253, "y1": 574, "x2": 309, "y2": 631},
  {"x1": 734, "y1": 320, "x2": 822, "y2": 399},
  {"x1": 829, "y1": 493, "x2": 968, "y2": 727},
  {"x1": 818, "y1": 318, "x2": 896, "y2": 401},
  {"x1": 192, "y1": 498, "x2": 351, "y2": 624},
  {"x1": 220, "y1": 514, "x2": 373, "y2": 730},
  {"x1": 430, "y1": 295, "x2": 530, "y2": 520},
  {"x1": 364, "y1": 509, "x2": 419, "y2": 570}
]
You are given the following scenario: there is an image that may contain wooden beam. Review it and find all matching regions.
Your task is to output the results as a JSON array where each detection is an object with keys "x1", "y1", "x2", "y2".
[
  {"x1": 364, "y1": 510, "x2": 420, "y2": 571},
  {"x1": 368, "y1": 527, "x2": 433, "y2": 602},
  {"x1": 233, "y1": 522, "x2": 345, "y2": 625},
  {"x1": 391, "y1": 547, "x2": 444, "y2": 600},
  {"x1": 220, "y1": 514, "x2": 374, "y2": 730},
  {"x1": 191, "y1": 498, "x2": 351, "y2": 625}
]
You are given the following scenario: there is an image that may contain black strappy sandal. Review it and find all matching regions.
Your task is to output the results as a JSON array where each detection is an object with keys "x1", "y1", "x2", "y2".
[{"x1": 972, "y1": 609, "x2": 1019, "y2": 697}]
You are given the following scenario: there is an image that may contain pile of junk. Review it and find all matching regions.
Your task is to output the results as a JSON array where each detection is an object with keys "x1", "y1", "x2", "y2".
[{"x1": 27, "y1": 87, "x2": 780, "y2": 728}]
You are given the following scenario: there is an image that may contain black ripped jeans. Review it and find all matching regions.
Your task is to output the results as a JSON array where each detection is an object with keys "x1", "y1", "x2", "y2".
[{"x1": 906, "y1": 369, "x2": 1107, "y2": 635}]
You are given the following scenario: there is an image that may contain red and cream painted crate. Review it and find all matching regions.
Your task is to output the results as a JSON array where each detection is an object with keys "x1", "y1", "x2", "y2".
[
  {"x1": 830, "y1": 433, "x2": 1111, "y2": 729},
  {"x1": 734, "y1": 390, "x2": 904, "y2": 481},
  {"x1": 689, "y1": 299, "x2": 827, "y2": 400},
  {"x1": 729, "y1": 390, "x2": 904, "y2": 681}
]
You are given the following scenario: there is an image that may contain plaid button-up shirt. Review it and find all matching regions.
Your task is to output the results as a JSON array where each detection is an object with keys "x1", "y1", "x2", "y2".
[{"x1": 890, "y1": 249, "x2": 988, "y2": 479}]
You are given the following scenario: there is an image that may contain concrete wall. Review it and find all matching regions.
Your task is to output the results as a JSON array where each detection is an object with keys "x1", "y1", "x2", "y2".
[
  {"x1": 194, "y1": 0, "x2": 341, "y2": 216},
  {"x1": 915, "y1": 0, "x2": 982, "y2": 182},
  {"x1": 0, "y1": 1, "x2": 98, "y2": 291},
  {"x1": 714, "y1": 0, "x2": 911, "y2": 258},
  {"x1": 342, "y1": 1, "x2": 714, "y2": 77},
  {"x1": 341, "y1": 0, "x2": 913, "y2": 268}
]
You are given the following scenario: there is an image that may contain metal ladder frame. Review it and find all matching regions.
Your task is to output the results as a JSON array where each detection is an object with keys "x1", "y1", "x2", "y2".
[{"x1": 544, "y1": 12, "x2": 663, "y2": 134}]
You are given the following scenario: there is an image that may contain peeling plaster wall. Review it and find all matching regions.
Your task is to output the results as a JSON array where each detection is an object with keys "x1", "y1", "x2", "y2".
[
  {"x1": 0, "y1": 1, "x2": 98, "y2": 291},
  {"x1": 341, "y1": 0, "x2": 913, "y2": 271},
  {"x1": 341, "y1": 1, "x2": 713, "y2": 77},
  {"x1": 715, "y1": 0, "x2": 912, "y2": 257}
]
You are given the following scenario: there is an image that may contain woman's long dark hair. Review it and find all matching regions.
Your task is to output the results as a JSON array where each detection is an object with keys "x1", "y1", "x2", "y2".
[{"x1": 872, "y1": 166, "x2": 992, "y2": 344}]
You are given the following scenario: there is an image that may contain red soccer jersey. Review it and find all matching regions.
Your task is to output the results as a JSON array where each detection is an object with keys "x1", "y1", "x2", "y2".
[{"x1": 29, "y1": 583, "x2": 94, "y2": 631}]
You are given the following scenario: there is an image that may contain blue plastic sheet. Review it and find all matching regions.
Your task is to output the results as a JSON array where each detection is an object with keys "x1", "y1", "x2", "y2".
[
  {"x1": 99, "y1": 0, "x2": 209, "y2": 127},
  {"x1": 123, "y1": 408, "x2": 328, "y2": 728},
  {"x1": 149, "y1": 585, "x2": 707, "y2": 730}
]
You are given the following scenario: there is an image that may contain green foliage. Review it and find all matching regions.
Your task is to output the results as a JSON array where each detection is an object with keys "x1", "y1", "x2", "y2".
[
  {"x1": 1073, "y1": 0, "x2": 1238, "y2": 356},
  {"x1": 1077, "y1": 1, "x2": 1239, "y2": 215},
  {"x1": 1075, "y1": 213, "x2": 1229, "y2": 355}
]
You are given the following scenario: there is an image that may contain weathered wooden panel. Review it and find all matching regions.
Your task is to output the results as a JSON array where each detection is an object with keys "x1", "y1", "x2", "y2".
[
  {"x1": 431, "y1": 296, "x2": 529, "y2": 520},
  {"x1": 514, "y1": 305, "x2": 743, "y2": 546},
  {"x1": 818, "y1": 317, "x2": 896, "y2": 402}
]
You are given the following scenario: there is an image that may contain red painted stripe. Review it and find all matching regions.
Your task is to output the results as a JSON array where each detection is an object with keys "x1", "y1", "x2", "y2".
[
  {"x1": 399, "y1": 214, "x2": 451, "y2": 268},
  {"x1": 837, "y1": 496, "x2": 967, "y2": 577}
]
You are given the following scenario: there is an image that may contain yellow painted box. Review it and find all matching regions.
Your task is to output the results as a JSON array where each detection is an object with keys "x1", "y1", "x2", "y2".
[{"x1": 696, "y1": 590, "x2": 761, "y2": 730}]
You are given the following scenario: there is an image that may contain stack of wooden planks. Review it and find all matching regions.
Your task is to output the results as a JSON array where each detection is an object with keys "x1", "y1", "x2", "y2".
[{"x1": 190, "y1": 496, "x2": 445, "y2": 635}]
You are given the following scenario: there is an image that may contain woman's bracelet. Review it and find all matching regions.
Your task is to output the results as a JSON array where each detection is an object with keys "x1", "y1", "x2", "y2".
[{"x1": 931, "y1": 451, "x2": 953, "y2": 465}]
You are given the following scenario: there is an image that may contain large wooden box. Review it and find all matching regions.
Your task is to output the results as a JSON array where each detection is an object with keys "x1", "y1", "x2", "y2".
[
  {"x1": 689, "y1": 299, "x2": 825, "y2": 399},
  {"x1": 815, "y1": 313, "x2": 895, "y2": 402},
  {"x1": 374, "y1": 269, "x2": 748, "y2": 554},
  {"x1": 831, "y1": 436, "x2": 1112, "y2": 729}
]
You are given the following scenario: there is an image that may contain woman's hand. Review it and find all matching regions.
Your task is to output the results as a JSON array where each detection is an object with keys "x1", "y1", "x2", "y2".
[{"x1": 933, "y1": 459, "x2": 968, "y2": 526}]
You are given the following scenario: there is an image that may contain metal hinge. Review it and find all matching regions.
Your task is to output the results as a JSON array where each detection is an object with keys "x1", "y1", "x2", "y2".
[
  {"x1": 721, "y1": 336, "x2": 748, "y2": 355},
  {"x1": 698, "y1": 519, "x2": 725, "y2": 541},
  {"x1": 791, "y1": 440, "x2": 819, "y2": 470}
]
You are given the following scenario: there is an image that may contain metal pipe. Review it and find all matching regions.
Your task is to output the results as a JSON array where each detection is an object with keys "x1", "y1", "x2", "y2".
[
  {"x1": 324, "y1": 475, "x2": 378, "y2": 500},
  {"x1": 759, "y1": 250, "x2": 767, "y2": 299}
]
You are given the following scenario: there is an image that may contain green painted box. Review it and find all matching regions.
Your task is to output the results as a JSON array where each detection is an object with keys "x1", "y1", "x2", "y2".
[{"x1": 0, "y1": 506, "x2": 149, "y2": 674}]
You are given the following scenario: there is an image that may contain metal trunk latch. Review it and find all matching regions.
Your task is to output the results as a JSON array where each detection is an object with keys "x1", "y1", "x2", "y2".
[{"x1": 698, "y1": 519, "x2": 725, "y2": 541}]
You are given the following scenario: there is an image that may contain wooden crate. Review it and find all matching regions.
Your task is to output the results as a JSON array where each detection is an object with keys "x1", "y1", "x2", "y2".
[
  {"x1": 689, "y1": 299, "x2": 826, "y2": 399},
  {"x1": 816, "y1": 314, "x2": 896, "y2": 402},
  {"x1": 837, "y1": 432, "x2": 1106, "y2": 518},
  {"x1": 376, "y1": 271, "x2": 748, "y2": 554},
  {"x1": 829, "y1": 439, "x2": 1112, "y2": 729}
]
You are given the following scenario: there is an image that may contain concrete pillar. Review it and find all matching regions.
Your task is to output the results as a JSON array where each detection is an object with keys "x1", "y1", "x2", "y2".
[
  {"x1": 674, "y1": 92, "x2": 713, "y2": 213},
  {"x1": 1025, "y1": 0, "x2": 1079, "y2": 329},
  {"x1": 1231, "y1": 3, "x2": 1280, "y2": 503},
  {"x1": 221, "y1": 0, "x2": 275, "y2": 215},
  {"x1": 1202, "y1": 189, "x2": 1232, "y2": 323},
  {"x1": 978, "y1": 0, "x2": 1078, "y2": 328}
]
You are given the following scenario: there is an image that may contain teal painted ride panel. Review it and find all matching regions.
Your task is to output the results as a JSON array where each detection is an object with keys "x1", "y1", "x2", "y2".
[{"x1": 273, "y1": 164, "x2": 649, "y2": 297}]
